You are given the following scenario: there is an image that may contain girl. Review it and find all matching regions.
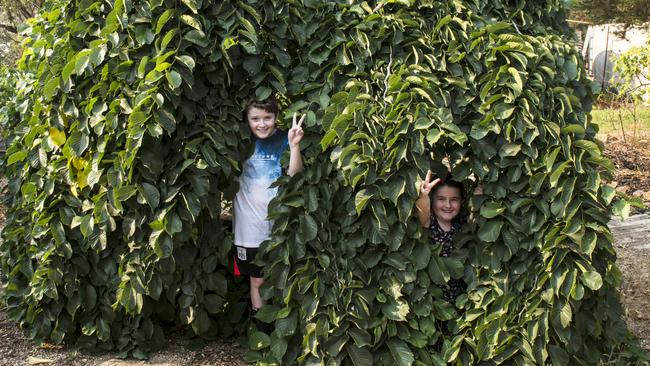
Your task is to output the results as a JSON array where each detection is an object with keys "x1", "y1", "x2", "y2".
[{"x1": 415, "y1": 171, "x2": 467, "y2": 303}]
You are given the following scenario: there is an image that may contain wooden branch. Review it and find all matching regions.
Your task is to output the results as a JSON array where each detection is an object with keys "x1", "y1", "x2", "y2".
[
  {"x1": 17, "y1": 4, "x2": 33, "y2": 19},
  {"x1": 0, "y1": 23, "x2": 18, "y2": 34}
]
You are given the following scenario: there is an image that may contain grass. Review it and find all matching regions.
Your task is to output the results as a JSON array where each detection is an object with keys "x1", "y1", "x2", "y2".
[{"x1": 590, "y1": 105, "x2": 650, "y2": 138}]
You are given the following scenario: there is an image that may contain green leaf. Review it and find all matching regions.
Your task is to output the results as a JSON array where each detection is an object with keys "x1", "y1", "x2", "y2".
[
  {"x1": 49, "y1": 128, "x2": 66, "y2": 147},
  {"x1": 74, "y1": 50, "x2": 91, "y2": 74},
  {"x1": 601, "y1": 185, "x2": 615, "y2": 205},
  {"x1": 412, "y1": 243, "x2": 431, "y2": 270},
  {"x1": 275, "y1": 312, "x2": 297, "y2": 337},
  {"x1": 68, "y1": 131, "x2": 89, "y2": 156},
  {"x1": 387, "y1": 339, "x2": 414, "y2": 366},
  {"x1": 612, "y1": 199, "x2": 630, "y2": 220},
  {"x1": 380, "y1": 177, "x2": 406, "y2": 205},
  {"x1": 43, "y1": 77, "x2": 60, "y2": 99},
  {"x1": 184, "y1": 29, "x2": 210, "y2": 47},
  {"x1": 494, "y1": 103, "x2": 515, "y2": 119},
  {"x1": 581, "y1": 270, "x2": 603, "y2": 290},
  {"x1": 204, "y1": 294, "x2": 224, "y2": 313},
  {"x1": 480, "y1": 202, "x2": 505, "y2": 218},
  {"x1": 347, "y1": 344, "x2": 373, "y2": 366},
  {"x1": 181, "y1": 0, "x2": 198, "y2": 13},
  {"x1": 180, "y1": 14, "x2": 201, "y2": 31},
  {"x1": 477, "y1": 220, "x2": 504, "y2": 242},
  {"x1": 80, "y1": 214, "x2": 94, "y2": 238},
  {"x1": 559, "y1": 301, "x2": 572, "y2": 327},
  {"x1": 299, "y1": 214, "x2": 318, "y2": 241},
  {"x1": 499, "y1": 143, "x2": 521, "y2": 157},
  {"x1": 382, "y1": 299, "x2": 410, "y2": 321},
  {"x1": 354, "y1": 189, "x2": 373, "y2": 215},
  {"x1": 549, "y1": 161, "x2": 571, "y2": 188},
  {"x1": 191, "y1": 308, "x2": 211, "y2": 335},
  {"x1": 81, "y1": 283, "x2": 97, "y2": 310},
  {"x1": 176, "y1": 55, "x2": 196, "y2": 71},
  {"x1": 7, "y1": 150, "x2": 28, "y2": 165},
  {"x1": 248, "y1": 332, "x2": 271, "y2": 350},
  {"x1": 166, "y1": 70, "x2": 182, "y2": 89},
  {"x1": 255, "y1": 86, "x2": 272, "y2": 101},
  {"x1": 154, "y1": 233, "x2": 173, "y2": 258},
  {"x1": 156, "y1": 9, "x2": 174, "y2": 34},
  {"x1": 97, "y1": 317, "x2": 110, "y2": 341},
  {"x1": 549, "y1": 345, "x2": 569, "y2": 366},
  {"x1": 139, "y1": 182, "x2": 160, "y2": 209},
  {"x1": 254, "y1": 305, "x2": 280, "y2": 323}
]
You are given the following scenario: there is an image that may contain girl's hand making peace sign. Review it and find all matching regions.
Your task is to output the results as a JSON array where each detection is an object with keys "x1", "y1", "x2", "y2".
[{"x1": 420, "y1": 170, "x2": 441, "y2": 196}]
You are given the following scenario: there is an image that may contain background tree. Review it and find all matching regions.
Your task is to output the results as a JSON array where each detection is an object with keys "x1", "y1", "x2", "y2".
[
  {"x1": 571, "y1": 0, "x2": 650, "y2": 29},
  {"x1": 0, "y1": 0, "x2": 43, "y2": 66}
]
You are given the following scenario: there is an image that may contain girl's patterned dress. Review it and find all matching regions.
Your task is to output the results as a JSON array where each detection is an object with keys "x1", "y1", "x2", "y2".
[{"x1": 429, "y1": 215, "x2": 466, "y2": 303}]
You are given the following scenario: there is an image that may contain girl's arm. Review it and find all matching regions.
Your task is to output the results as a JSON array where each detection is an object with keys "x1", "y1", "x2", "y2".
[
  {"x1": 416, "y1": 191, "x2": 431, "y2": 228},
  {"x1": 416, "y1": 170, "x2": 440, "y2": 228},
  {"x1": 287, "y1": 113, "x2": 305, "y2": 176}
]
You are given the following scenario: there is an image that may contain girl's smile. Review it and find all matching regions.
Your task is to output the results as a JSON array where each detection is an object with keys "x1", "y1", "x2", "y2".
[{"x1": 432, "y1": 186, "x2": 462, "y2": 231}]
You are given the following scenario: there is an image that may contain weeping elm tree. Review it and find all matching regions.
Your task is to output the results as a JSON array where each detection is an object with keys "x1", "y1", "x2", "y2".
[{"x1": 1, "y1": 0, "x2": 646, "y2": 364}]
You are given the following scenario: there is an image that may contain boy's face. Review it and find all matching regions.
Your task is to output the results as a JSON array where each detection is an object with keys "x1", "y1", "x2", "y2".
[
  {"x1": 432, "y1": 186, "x2": 462, "y2": 225},
  {"x1": 247, "y1": 107, "x2": 277, "y2": 139}
]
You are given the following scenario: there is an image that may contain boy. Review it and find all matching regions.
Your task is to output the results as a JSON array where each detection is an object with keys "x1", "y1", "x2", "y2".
[{"x1": 233, "y1": 95, "x2": 304, "y2": 329}]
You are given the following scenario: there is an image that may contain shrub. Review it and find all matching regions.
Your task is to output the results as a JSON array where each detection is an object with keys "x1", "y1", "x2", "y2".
[{"x1": 0, "y1": 0, "x2": 646, "y2": 364}]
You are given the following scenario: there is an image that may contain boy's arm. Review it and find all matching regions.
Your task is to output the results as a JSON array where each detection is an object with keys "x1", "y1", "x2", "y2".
[
  {"x1": 287, "y1": 113, "x2": 305, "y2": 176},
  {"x1": 287, "y1": 145, "x2": 303, "y2": 176}
]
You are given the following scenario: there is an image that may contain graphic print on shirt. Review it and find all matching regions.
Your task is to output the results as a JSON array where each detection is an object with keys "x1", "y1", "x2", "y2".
[
  {"x1": 240, "y1": 130, "x2": 287, "y2": 198},
  {"x1": 233, "y1": 130, "x2": 288, "y2": 248}
]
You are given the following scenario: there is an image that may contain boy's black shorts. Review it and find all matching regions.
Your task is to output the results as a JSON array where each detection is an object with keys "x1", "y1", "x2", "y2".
[{"x1": 234, "y1": 246, "x2": 263, "y2": 278}]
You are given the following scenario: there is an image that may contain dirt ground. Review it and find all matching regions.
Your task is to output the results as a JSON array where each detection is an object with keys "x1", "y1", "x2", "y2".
[
  {"x1": 603, "y1": 136, "x2": 650, "y2": 353},
  {"x1": 603, "y1": 136, "x2": 650, "y2": 204},
  {"x1": 0, "y1": 137, "x2": 649, "y2": 365}
]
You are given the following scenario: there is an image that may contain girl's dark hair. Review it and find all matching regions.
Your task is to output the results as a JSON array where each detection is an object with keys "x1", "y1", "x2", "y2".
[
  {"x1": 244, "y1": 94, "x2": 279, "y2": 117},
  {"x1": 432, "y1": 179, "x2": 465, "y2": 201}
]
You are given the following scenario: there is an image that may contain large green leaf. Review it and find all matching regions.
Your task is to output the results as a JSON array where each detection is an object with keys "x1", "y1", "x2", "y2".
[
  {"x1": 477, "y1": 220, "x2": 504, "y2": 242},
  {"x1": 387, "y1": 339, "x2": 415, "y2": 366},
  {"x1": 347, "y1": 345, "x2": 373, "y2": 366}
]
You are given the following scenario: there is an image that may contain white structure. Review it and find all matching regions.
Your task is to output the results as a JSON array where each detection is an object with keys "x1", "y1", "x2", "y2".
[{"x1": 582, "y1": 24, "x2": 649, "y2": 93}]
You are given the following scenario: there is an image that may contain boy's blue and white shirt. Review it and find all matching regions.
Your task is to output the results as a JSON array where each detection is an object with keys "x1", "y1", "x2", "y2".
[{"x1": 233, "y1": 130, "x2": 288, "y2": 248}]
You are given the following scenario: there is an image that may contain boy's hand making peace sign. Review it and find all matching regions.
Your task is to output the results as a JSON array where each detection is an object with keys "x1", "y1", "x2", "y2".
[
  {"x1": 420, "y1": 170, "x2": 441, "y2": 197},
  {"x1": 288, "y1": 112, "x2": 305, "y2": 149}
]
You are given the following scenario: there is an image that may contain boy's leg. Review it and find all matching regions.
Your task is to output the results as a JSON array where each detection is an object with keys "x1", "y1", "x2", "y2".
[
  {"x1": 250, "y1": 276, "x2": 273, "y2": 334},
  {"x1": 250, "y1": 276, "x2": 265, "y2": 310}
]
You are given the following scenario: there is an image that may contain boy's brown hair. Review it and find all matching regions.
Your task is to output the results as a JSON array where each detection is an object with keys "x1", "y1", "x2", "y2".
[{"x1": 244, "y1": 94, "x2": 279, "y2": 118}]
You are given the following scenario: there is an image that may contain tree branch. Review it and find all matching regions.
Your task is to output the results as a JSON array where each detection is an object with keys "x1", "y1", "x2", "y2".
[
  {"x1": 17, "y1": 3, "x2": 33, "y2": 19},
  {"x1": 0, "y1": 23, "x2": 18, "y2": 34}
]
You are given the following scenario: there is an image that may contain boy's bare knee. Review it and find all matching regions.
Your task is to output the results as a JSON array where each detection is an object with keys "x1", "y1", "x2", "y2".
[{"x1": 250, "y1": 277, "x2": 264, "y2": 288}]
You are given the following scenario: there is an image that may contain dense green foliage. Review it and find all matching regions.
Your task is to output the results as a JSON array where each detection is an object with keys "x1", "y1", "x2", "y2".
[
  {"x1": 0, "y1": 66, "x2": 19, "y2": 137},
  {"x1": 1, "y1": 0, "x2": 646, "y2": 364}
]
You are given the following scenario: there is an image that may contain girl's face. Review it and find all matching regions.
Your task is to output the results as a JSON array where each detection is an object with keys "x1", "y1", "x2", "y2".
[
  {"x1": 247, "y1": 106, "x2": 277, "y2": 139},
  {"x1": 432, "y1": 186, "x2": 462, "y2": 225}
]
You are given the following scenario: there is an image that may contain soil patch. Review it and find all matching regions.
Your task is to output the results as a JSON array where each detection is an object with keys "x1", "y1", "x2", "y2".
[
  {"x1": 603, "y1": 136, "x2": 650, "y2": 353},
  {"x1": 602, "y1": 136, "x2": 650, "y2": 208},
  {"x1": 0, "y1": 307, "x2": 249, "y2": 366},
  {"x1": 616, "y1": 242, "x2": 650, "y2": 352}
]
